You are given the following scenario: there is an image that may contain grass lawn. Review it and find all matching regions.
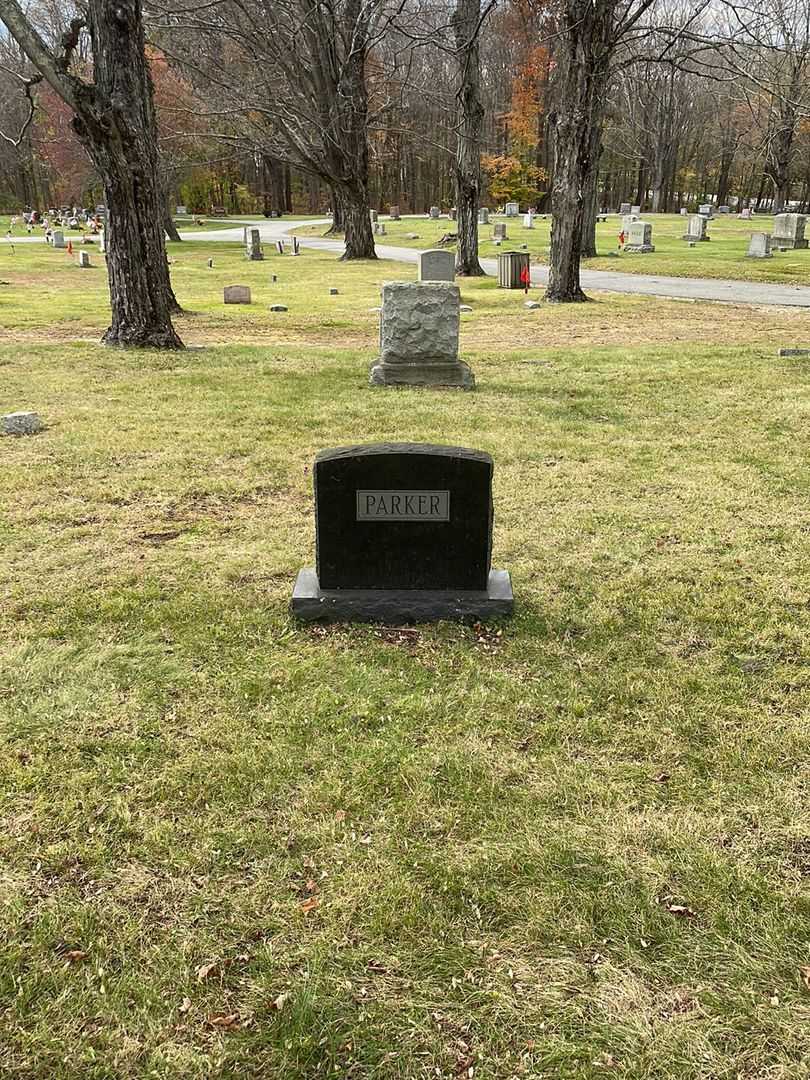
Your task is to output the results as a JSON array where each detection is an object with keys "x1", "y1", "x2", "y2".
[
  {"x1": 2, "y1": 238, "x2": 810, "y2": 1078},
  {"x1": 294, "y1": 213, "x2": 810, "y2": 286}
]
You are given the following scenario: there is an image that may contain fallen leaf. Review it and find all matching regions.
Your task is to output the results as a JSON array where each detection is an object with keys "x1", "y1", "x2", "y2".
[
  {"x1": 801, "y1": 967, "x2": 810, "y2": 992},
  {"x1": 270, "y1": 992, "x2": 289, "y2": 1011},
  {"x1": 652, "y1": 772, "x2": 671, "y2": 783},
  {"x1": 359, "y1": 834, "x2": 373, "y2": 845},
  {"x1": 196, "y1": 961, "x2": 219, "y2": 982},
  {"x1": 179, "y1": 996, "x2": 192, "y2": 1014},
  {"x1": 666, "y1": 903, "x2": 696, "y2": 918},
  {"x1": 206, "y1": 1013, "x2": 241, "y2": 1030},
  {"x1": 300, "y1": 896, "x2": 320, "y2": 914},
  {"x1": 335, "y1": 809, "x2": 347, "y2": 822},
  {"x1": 305, "y1": 878, "x2": 317, "y2": 893},
  {"x1": 63, "y1": 949, "x2": 87, "y2": 964}
]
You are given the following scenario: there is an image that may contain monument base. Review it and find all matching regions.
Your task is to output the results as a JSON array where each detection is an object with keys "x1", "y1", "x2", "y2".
[
  {"x1": 369, "y1": 360, "x2": 475, "y2": 390},
  {"x1": 291, "y1": 568, "x2": 513, "y2": 623},
  {"x1": 773, "y1": 238, "x2": 808, "y2": 249}
]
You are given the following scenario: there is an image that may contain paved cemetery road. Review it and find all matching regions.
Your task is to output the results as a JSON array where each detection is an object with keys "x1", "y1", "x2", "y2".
[
  {"x1": 181, "y1": 216, "x2": 810, "y2": 308},
  {"x1": 8, "y1": 217, "x2": 810, "y2": 308}
]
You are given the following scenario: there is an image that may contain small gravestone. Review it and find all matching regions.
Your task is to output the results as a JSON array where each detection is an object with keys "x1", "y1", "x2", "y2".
[
  {"x1": 698, "y1": 203, "x2": 713, "y2": 218},
  {"x1": 291, "y1": 443, "x2": 513, "y2": 622},
  {"x1": 330, "y1": 287, "x2": 339, "y2": 295},
  {"x1": 630, "y1": 204, "x2": 641, "y2": 216},
  {"x1": 772, "y1": 213, "x2": 808, "y2": 250},
  {"x1": 373, "y1": 222, "x2": 381, "y2": 235},
  {"x1": 493, "y1": 222, "x2": 507, "y2": 241},
  {"x1": 619, "y1": 202, "x2": 631, "y2": 215},
  {"x1": 292, "y1": 236, "x2": 300, "y2": 255},
  {"x1": 247, "y1": 228, "x2": 263, "y2": 260},
  {"x1": 224, "y1": 285, "x2": 251, "y2": 304},
  {"x1": 478, "y1": 207, "x2": 489, "y2": 225},
  {"x1": 450, "y1": 208, "x2": 458, "y2": 221},
  {"x1": 747, "y1": 232, "x2": 772, "y2": 258},
  {"x1": 523, "y1": 212, "x2": 534, "y2": 229},
  {"x1": 2, "y1": 411, "x2": 43, "y2": 436},
  {"x1": 682, "y1": 214, "x2": 709, "y2": 242},
  {"x1": 52, "y1": 229, "x2": 65, "y2": 248},
  {"x1": 98, "y1": 229, "x2": 105, "y2": 253},
  {"x1": 369, "y1": 281, "x2": 473, "y2": 390},
  {"x1": 718, "y1": 205, "x2": 731, "y2": 214},
  {"x1": 270, "y1": 304, "x2": 288, "y2": 312},
  {"x1": 505, "y1": 202, "x2": 520, "y2": 217},
  {"x1": 379, "y1": 223, "x2": 386, "y2": 235},
  {"x1": 276, "y1": 240, "x2": 285, "y2": 255},
  {"x1": 679, "y1": 207, "x2": 688, "y2": 216},
  {"x1": 429, "y1": 205, "x2": 440, "y2": 219},
  {"x1": 460, "y1": 304, "x2": 473, "y2": 312},
  {"x1": 624, "y1": 220, "x2": 655, "y2": 253},
  {"x1": 740, "y1": 208, "x2": 752, "y2": 220},
  {"x1": 370, "y1": 209, "x2": 378, "y2": 223},
  {"x1": 405, "y1": 232, "x2": 420, "y2": 239},
  {"x1": 78, "y1": 251, "x2": 91, "y2": 268},
  {"x1": 389, "y1": 205, "x2": 401, "y2": 220},
  {"x1": 176, "y1": 205, "x2": 187, "y2": 215},
  {"x1": 621, "y1": 213, "x2": 638, "y2": 233},
  {"x1": 418, "y1": 248, "x2": 455, "y2": 282}
]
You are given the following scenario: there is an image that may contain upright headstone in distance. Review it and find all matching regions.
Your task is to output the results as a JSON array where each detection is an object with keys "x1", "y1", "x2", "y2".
[
  {"x1": 523, "y1": 212, "x2": 534, "y2": 229},
  {"x1": 679, "y1": 207, "x2": 688, "y2": 216},
  {"x1": 369, "y1": 282, "x2": 474, "y2": 390},
  {"x1": 718, "y1": 205, "x2": 731, "y2": 214},
  {"x1": 98, "y1": 229, "x2": 105, "y2": 253},
  {"x1": 747, "y1": 232, "x2": 773, "y2": 259},
  {"x1": 52, "y1": 229, "x2": 65, "y2": 248},
  {"x1": 619, "y1": 202, "x2": 631, "y2": 215},
  {"x1": 370, "y1": 209, "x2": 378, "y2": 223},
  {"x1": 505, "y1": 201, "x2": 520, "y2": 217},
  {"x1": 78, "y1": 251, "x2": 91, "y2": 268},
  {"x1": 624, "y1": 220, "x2": 655, "y2": 253},
  {"x1": 478, "y1": 207, "x2": 489, "y2": 224},
  {"x1": 417, "y1": 248, "x2": 455, "y2": 282},
  {"x1": 698, "y1": 203, "x2": 713, "y2": 217},
  {"x1": 176, "y1": 204, "x2": 187, "y2": 215},
  {"x1": 429, "y1": 205, "x2": 440, "y2": 219},
  {"x1": 245, "y1": 228, "x2": 263, "y2": 260},
  {"x1": 630, "y1": 204, "x2": 641, "y2": 216},
  {"x1": 389, "y1": 205, "x2": 401, "y2": 220},
  {"x1": 291, "y1": 443, "x2": 514, "y2": 622},
  {"x1": 224, "y1": 285, "x2": 251, "y2": 304},
  {"x1": 772, "y1": 213, "x2": 808, "y2": 250},
  {"x1": 740, "y1": 207, "x2": 753, "y2": 220},
  {"x1": 682, "y1": 214, "x2": 709, "y2": 242},
  {"x1": 493, "y1": 222, "x2": 507, "y2": 240}
]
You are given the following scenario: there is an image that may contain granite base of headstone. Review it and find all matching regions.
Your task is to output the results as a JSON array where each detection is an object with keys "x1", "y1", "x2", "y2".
[
  {"x1": 369, "y1": 282, "x2": 474, "y2": 390},
  {"x1": 291, "y1": 443, "x2": 513, "y2": 623}
]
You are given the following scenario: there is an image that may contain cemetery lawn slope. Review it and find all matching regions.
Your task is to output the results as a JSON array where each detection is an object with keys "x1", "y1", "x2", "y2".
[{"x1": 2, "y1": 245, "x2": 810, "y2": 1078}]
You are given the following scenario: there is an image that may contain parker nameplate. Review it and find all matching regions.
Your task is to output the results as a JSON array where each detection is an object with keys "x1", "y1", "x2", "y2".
[{"x1": 357, "y1": 490, "x2": 450, "y2": 521}]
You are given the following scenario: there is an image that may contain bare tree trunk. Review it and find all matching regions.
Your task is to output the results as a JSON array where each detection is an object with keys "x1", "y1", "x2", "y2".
[
  {"x1": 164, "y1": 191, "x2": 181, "y2": 242},
  {"x1": 452, "y1": 0, "x2": 486, "y2": 276},
  {"x1": 581, "y1": 134, "x2": 601, "y2": 258},
  {"x1": 341, "y1": 184, "x2": 376, "y2": 259},
  {"x1": 546, "y1": 0, "x2": 615, "y2": 302},
  {"x1": 326, "y1": 187, "x2": 345, "y2": 235},
  {"x1": 0, "y1": 0, "x2": 183, "y2": 347}
]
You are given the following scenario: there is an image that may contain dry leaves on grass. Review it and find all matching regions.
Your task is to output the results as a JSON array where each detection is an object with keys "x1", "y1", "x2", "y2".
[
  {"x1": 206, "y1": 1013, "x2": 242, "y2": 1031},
  {"x1": 196, "y1": 954, "x2": 250, "y2": 982},
  {"x1": 300, "y1": 895, "x2": 320, "y2": 914},
  {"x1": 800, "y1": 966, "x2": 810, "y2": 992},
  {"x1": 659, "y1": 897, "x2": 697, "y2": 918}
]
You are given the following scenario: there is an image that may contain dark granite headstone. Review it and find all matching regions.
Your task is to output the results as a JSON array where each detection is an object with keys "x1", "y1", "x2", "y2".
[{"x1": 292, "y1": 443, "x2": 513, "y2": 622}]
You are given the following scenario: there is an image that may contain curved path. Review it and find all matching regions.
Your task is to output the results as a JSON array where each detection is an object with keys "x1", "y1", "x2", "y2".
[
  {"x1": 8, "y1": 216, "x2": 810, "y2": 308},
  {"x1": 182, "y1": 216, "x2": 810, "y2": 308}
]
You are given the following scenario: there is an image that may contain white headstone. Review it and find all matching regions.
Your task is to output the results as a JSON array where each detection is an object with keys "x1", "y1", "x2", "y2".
[
  {"x1": 747, "y1": 232, "x2": 772, "y2": 259},
  {"x1": 429, "y1": 206, "x2": 440, "y2": 219},
  {"x1": 630, "y1": 205, "x2": 641, "y2": 216},
  {"x1": 78, "y1": 250, "x2": 91, "y2": 268},
  {"x1": 682, "y1": 214, "x2": 709, "y2": 241},
  {"x1": 522, "y1": 212, "x2": 534, "y2": 229},
  {"x1": 505, "y1": 202, "x2": 520, "y2": 217},
  {"x1": 52, "y1": 229, "x2": 65, "y2": 248},
  {"x1": 624, "y1": 221, "x2": 655, "y2": 253},
  {"x1": 772, "y1": 213, "x2": 808, "y2": 249},
  {"x1": 478, "y1": 208, "x2": 489, "y2": 225}
]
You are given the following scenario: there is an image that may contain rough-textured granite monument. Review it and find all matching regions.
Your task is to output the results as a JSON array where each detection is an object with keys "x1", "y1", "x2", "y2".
[
  {"x1": 291, "y1": 443, "x2": 514, "y2": 622},
  {"x1": 2, "y1": 411, "x2": 43, "y2": 436},
  {"x1": 224, "y1": 285, "x2": 251, "y2": 304},
  {"x1": 682, "y1": 214, "x2": 709, "y2": 241},
  {"x1": 369, "y1": 282, "x2": 474, "y2": 389}
]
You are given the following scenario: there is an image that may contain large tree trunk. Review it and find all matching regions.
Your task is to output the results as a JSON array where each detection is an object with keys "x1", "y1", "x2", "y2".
[
  {"x1": 163, "y1": 192, "x2": 181, "y2": 242},
  {"x1": 70, "y1": 0, "x2": 183, "y2": 345},
  {"x1": 581, "y1": 134, "x2": 601, "y2": 258},
  {"x1": 340, "y1": 184, "x2": 376, "y2": 259},
  {"x1": 452, "y1": 0, "x2": 486, "y2": 276},
  {"x1": 546, "y1": 0, "x2": 615, "y2": 302}
]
